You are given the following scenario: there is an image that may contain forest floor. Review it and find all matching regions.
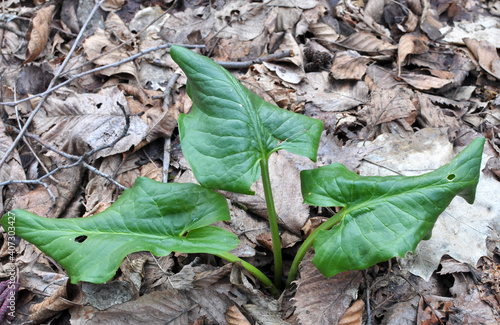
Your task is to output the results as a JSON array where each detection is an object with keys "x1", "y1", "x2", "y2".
[{"x1": 1, "y1": 0, "x2": 500, "y2": 324}]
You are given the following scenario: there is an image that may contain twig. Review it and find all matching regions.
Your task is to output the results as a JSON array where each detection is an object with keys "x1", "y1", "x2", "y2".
[
  {"x1": 0, "y1": 0, "x2": 107, "y2": 171},
  {"x1": 214, "y1": 50, "x2": 293, "y2": 69},
  {"x1": 13, "y1": 85, "x2": 58, "y2": 183},
  {"x1": 161, "y1": 73, "x2": 179, "y2": 183},
  {"x1": 0, "y1": 22, "x2": 25, "y2": 38}
]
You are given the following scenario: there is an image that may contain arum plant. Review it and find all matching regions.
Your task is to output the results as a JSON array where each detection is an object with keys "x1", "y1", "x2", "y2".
[{"x1": 1, "y1": 46, "x2": 484, "y2": 297}]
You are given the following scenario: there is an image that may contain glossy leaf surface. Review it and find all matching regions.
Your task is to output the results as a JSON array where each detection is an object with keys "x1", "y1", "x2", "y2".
[
  {"x1": 301, "y1": 137, "x2": 485, "y2": 277},
  {"x1": 0, "y1": 178, "x2": 238, "y2": 284},
  {"x1": 170, "y1": 45, "x2": 323, "y2": 194}
]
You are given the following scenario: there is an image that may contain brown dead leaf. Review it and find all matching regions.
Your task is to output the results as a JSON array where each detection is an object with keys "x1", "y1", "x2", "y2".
[
  {"x1": 366, "y1": 65, "x2": 405, "y2": 89},
  {"x1": 264, "y1": 31, "x2": 305, "y2": 84},
  {"x1": 420, "y1": 7, "x2": 444, "y2": 40},
  {"x1": 416, "y1": 92, "x2": 460, "y2": 128},
  {"x1": 300, "y1": 73, "x2": 369, "y2": 112},
  {"x1": 242, "y1": 64, "x2": 298, "y2": 109},
  {"x1": 105, "y1": 12, "x2": 132, "y2": 42},
  {"x1": 101, "y1": 0, "x2": 125, "y2": 12},
  {"x1": 24, "y1": 4, "x2": 55, "y2": 63},
  {"x1": 331, "y1": 50, "x2": 370, "y2": 80},
  {"x1": 0, "y1": 21, "x2": 23, "y2": 64},
  {"x1": 464, "y1": 38, "x2": 500, "y2": 80},
  {"x1": 309, "y1": 22, "x2": 340, "y2": 51},
  {"x1": 397, "y1": 33, "x2": 429, "y2": 76},
  {"x1": 226, "y1": 305, "x2": 251, "y2": 325},
  {"x1": 213, "y1": 2, "x2": 267, "y2": 41},
  {"x1": 400, "y1": 72, "x2": 453, "y2": 90},
  {"x1": 82, "y1": 28, "x2": 137, "y2": 79},
  {"x1": 32, "y1": 87, "x2": 149, "y2": 158},
  {"x1": 337, "y1": 31, "x2": 397, "y2": 55},
  {"x1": 338, "y1": 300, "x2": 365, "y2": 325},
  {"x1": 294, "y1": 254, "x2": 363, "y2": 325},
  {"x1": 28, "y1": 280, "x2": 80, "y2": 324},
  {"x1": 358, "y1": 88, "x2": 417, "y2": 126}
]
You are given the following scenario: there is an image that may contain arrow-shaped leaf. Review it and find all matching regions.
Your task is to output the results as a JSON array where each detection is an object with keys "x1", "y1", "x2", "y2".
[
  {"x1": 1, "y1": 177, "x2": 238, "y2": 284},
  {"x1": 301, "y1": 137, "x2": 484, "y2": 277},
  {"x1": 170, "y1": 45, "x2": 324, "y2": 194}
]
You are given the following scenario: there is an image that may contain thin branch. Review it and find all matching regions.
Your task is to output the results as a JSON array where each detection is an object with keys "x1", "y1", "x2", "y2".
[
  {"x1": 161, "y1": 73, "x2": 179, "y2": 183},
  {"x1": 214, "y1": 50, "x2": 293, "y2": 69},
  {"x1": 0, "y1": 22, "x2": 25, "y2": 38}
]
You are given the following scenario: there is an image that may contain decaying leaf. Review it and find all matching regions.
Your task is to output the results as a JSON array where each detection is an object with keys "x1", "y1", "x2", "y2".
[
  {"x1": 309, "y1": 22, "x2": 340, "y2": 50},
  {"x1": 416, "y1": 92, "x2": 460, "y2": 128},
  {"x1": 299, "y1": 73, "x2": 369, "y2": 112},
  {"x1": 338, "y1": 300, "x2": 365, "y2": 325},
  {"x1": 420, "y1": 7, "x2": 444, "y2": 40},
  {"x1": 397, "y1": 33, "x2": 429, "y2": 76},
  {"x1": 213, "y1": 2, "x2": 267, "y2": 41},
  {"x1": 294, "y1": 254, "x2": 363, "y2": 325},
  {"x1": 28, "y1": 280, "x2": 80, "y2": 324},
  {"x1": 24, "y1": 4, "x2": 55, "y2": 63},
  {"x1": 101, "y1": 0, "x2": 125, "y2": 11},
  {"x1": 358, "y1": 88, "x2": 417, "y2": 128},
  {"x1": 226, "y1": 305, "x2": 251, "y2": 325},
  {"x1": 464, "y1": 38, "x2": 500, "y2": 80},
  {"x1": 82, "y1": 28, "x2": 137, "y2": 79},
  {"x1": 32, "y1": 87, "x2": 149, "y2": 158},
  {"x1": 330, "y1": 50, "x2": 370, "y2": 80},
  {"x1": 337, "y1": 31, "x2": 397, "y2": 55},
  {"x1": 400, "y1": 72, "x2": 453, "y2": 90}
]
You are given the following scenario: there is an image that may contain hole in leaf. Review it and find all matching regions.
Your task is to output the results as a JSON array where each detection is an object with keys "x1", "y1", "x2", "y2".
[
  {"x1": 447, "y1": 174, "x2": 456, "y2": 181},
  {"x1": 74, "y1": 235, "x2": 88, "y2": 243}
]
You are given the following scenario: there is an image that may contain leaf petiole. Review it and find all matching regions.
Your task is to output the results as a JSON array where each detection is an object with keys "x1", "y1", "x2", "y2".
[
  {"x1": 286, "y1": 209, "x2": 346, "y2": 288},
  {"x1": 216, "y1": 252, "x2": 280, "y2": 297},
  {"x1": 260, "y1": 157, "x2": 283, "y2": 289}
]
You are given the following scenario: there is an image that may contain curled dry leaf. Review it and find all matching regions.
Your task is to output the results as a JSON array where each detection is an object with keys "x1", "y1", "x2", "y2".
[
  {"x1": 24, "y1": 4, "x2": 56, "y2": 63},
  {"x1": 464, "y1": 38, "x2": 500, "y2": 80},
  {"x1": 309, "y1": 22, "x2": 340, "y2": 50},
  {"x1": 226, "y1": 305, "x2": 251, "y2": 325},
  {"x1": 416, "y1": 92, "x2": 460, "y2": 128},
  {"x1": 338, "y1": 300, "x2": 365, "y2": 325},
  {"x1": 82, "y1": 28, "x2": 137, "y2": 79},
  {"x1": 330, "y1": 50, "x2": 370, "y2": 80},
  {"x1": 420, "y1": 8, "x2": 444, "y2": 40},
  {"x1": 338, "y1": 31, "x2": 397, "y2": 55},
  {"x1": 28, "y1": 280, "x2": 80, "y2": 324},
  {"x1": 101, "y1": 0, "x2": 125, "y2": 11},
  {"x1": 400, "y1": 72, "x2": 453, "y2": 90},
  {"x1": 397, "y1": 33, "x2": 429, "y2": 76}
]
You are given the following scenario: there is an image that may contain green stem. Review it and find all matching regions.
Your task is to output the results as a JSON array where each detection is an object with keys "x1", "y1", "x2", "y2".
[
  {"x1": 286, "y1": 209, "x2": 347, "y2": 288},
  {"x1": 260, "y1": 157, "x2": 283, "y2": 289},
  {"x1": 216, "y1": 252, "x2": 280, "y2": 297}
]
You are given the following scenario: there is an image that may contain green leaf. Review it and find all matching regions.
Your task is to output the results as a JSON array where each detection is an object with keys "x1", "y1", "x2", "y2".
[
  {"x1": 170, "y1": 45, "x2": 324, "y2": 194},
  {"x1": 301, "y1": 137, "x2": 485, "y2": 277},
  {"x1": 0, "y1": 177, "x2": 238, "y2": 284}
]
